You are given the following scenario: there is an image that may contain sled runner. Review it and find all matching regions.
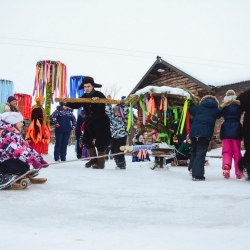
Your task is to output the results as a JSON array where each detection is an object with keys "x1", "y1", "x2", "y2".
[{"x1": 5, "y1": 170, "x2": 47, "y2": 190}]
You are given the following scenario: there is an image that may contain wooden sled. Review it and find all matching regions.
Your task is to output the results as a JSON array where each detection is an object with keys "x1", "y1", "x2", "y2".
[{"x1": 6, "y1": 170, "x2": 47, "y2": 190}]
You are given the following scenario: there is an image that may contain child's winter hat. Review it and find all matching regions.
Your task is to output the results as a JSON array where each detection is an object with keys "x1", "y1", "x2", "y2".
[
  {"x1": 224, "y1": 89, "x2": 237, "y2": 102},
  {"x1": 59, "y1": 102, "x2": 67, "y2": 106},
  {"x1": 0, "y1": 112, "x2": 23, "y2": 125},
  {"x1": 113, "y1": 105, "x2": 120, "y2": 113},
  {"x1": 7, "y1": 96, "x2": 17, "y2": 103},
  {"x1": 136, "y1": 134, "x2": 143, "y2": 141}
]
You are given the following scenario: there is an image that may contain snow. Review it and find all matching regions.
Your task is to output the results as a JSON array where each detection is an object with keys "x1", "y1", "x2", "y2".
[
  {"x1": 135, "y1": 85, "x2": 191, "y2": 98},
  {"x1": 1, "y1": 145, "x2": 250, "y2": 250}
]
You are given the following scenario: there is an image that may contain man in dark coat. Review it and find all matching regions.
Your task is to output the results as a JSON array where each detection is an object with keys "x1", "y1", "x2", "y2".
[
  {"x1": 236, "y1": 88, "x2": 250, "y2": 179},
  {"x1": 67, "y1": 76, "x2": 111, "y2": 169},
  {"x1": 188, "y1": 95, "x2": 221, "y2": 181}
]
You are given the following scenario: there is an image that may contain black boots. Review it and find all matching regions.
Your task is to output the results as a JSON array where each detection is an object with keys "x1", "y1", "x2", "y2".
[
  {"x1": 0, "y1": 174, "x2": 14, "y2": 189},
  {"x1": 85, "y1": 148, "x2": 97, "y2": 168},
  {"x1": 115, "y1": 158, "x2": 126, "y2": 170}
]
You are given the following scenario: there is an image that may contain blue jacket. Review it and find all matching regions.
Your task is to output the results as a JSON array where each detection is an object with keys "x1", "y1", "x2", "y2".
[
  {"x1": 50, "y1": 106, "x2": 77, "y2": 133},
  {"x1": 189, "y1": 96, "x2": 221, "y2": 138},
  {"x1": 220, "y1": 100, "x2": 243, "y2": 140}
]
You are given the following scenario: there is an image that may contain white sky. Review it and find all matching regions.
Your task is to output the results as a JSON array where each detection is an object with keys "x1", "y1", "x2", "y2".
[{"x1": 0, "y1": 0, "x2": 250, "y2": 105}]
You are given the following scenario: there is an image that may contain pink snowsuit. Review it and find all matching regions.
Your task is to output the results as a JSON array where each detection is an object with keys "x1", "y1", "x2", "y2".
[
  {"x1": 222, "y1": 139, "x2": 242, "y2": 175},
  {"x1": 220, "y1": 99, "x2": 243, "y2": 177}
]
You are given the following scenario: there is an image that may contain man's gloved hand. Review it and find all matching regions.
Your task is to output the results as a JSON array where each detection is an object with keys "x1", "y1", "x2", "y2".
[
  {"x1": 40, "y1": 159, "x2": 49, "y2": 168},
  {"x1": 72, "y1": 126, "x2": 75, "y2": 131},
  {"x1": 55, "y1": 124, "x2": 60, "y2": 128},
  {"x1": 120, "y1": 100, "x2": 126, "y2": 105},
  {"x1": 32, "y1": 160, "x2": 42, "y2": 169}
]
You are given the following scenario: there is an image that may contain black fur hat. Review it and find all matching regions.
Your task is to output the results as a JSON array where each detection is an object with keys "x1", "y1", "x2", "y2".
[{"x1": 78, "y1": 76, "x2": 102, "y2": 90}]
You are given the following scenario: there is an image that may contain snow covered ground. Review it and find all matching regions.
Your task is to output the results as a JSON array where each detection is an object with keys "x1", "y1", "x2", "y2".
[{"x1": 1, "y1": 146, "x2": 250, "y2": 250}]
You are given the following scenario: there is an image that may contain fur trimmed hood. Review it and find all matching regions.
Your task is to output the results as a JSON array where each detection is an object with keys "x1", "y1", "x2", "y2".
[
  {"x1": 199, "y1": 95, "x2": 219, "y2": 106},
  {"x1": 222, "y1": 99, "x2": 240, "y2": 108}
]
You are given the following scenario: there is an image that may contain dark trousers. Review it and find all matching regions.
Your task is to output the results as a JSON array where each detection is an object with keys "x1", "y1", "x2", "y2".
[
  {"x1": 165, "y1": 152, "x2": 188, "y2": 164},
  {"x1": 111, "y1": 136, "x2": 127, "y2": 162},
  {"x1": 104, "y1": 144, "x2": 113, "y2": 160},
  {"x1": 189, "y1": 137, "x2": 210, "y2": 177},
  {"x1": 76, "y1": 137, "x2": 82, "y2": 159},
  {"x1": 0, "y1": 159, "x2": 30, "y2": 175},
  {"x1": 54, "y1": 130, "x2": 71, "y2": 161}
]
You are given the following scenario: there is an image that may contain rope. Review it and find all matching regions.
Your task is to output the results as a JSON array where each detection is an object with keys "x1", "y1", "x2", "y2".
[{"x1": 45, "y1": 150, "x2": 176, "y2": 166}]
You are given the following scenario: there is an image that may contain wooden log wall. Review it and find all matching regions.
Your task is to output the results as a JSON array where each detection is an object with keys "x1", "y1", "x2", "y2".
[{"x1": 151, "y1": 68, "x2": 210, "y2": 97}]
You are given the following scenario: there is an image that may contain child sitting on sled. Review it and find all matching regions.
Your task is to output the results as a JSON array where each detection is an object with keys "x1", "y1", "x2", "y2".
[
  {"x1": 0, "y1": 112, "x2": 49, "y2": 190},
  {"x1": 132, "y1": 134, "x2": 151, "y2": 162}
]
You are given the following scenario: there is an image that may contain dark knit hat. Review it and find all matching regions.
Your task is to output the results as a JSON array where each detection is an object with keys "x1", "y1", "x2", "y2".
[
  {"x1": 7, "y1": 96, "x2": 17, "y2": 103},
  {"x1": 78, "y1": 76, "x2": 102, "y2": 90},
  {"x1": 59, "y1": 102, "x2": 67, "y2": 106},
  {"x1": 136, "y1": 134, "x2": 142, "y2": 141}
]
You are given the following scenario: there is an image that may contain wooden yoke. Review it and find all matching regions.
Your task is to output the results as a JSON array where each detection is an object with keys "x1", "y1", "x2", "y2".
[{"x1": 55, "y1": 98, "x2": 122, "y2": 105}]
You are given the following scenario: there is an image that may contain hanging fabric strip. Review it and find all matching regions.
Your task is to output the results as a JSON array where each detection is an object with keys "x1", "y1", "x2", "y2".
[
  {"x1": 126, "y1": 103, "x2": 132, "y2": 131},
  {"x1": 148, "y1": 94, "x2": 155, "y2": 116},
  {"x1": 179, "y1": 99, "x2": 188, "y2": 134},
  {"x1": 186, "y1": 111, "x2": 190, "y2": 135}
]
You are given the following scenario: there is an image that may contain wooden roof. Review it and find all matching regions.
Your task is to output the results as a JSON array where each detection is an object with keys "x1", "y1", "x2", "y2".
[{"x1": 129, "y1": 57, "x2": 212, "y2": 95}]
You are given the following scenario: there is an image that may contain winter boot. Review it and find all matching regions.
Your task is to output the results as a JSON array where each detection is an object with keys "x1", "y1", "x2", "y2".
[
  {"x1": 0, "y1": 174, "x2": 15, "y2": 189},
  {"x1": 192, "y1": 176, "x2": 206, "y2": 181},
  {"x1": 92, "y1": 151, "x2": 105, "y2": 169},
  {"x1": 115, "y1": 159, "x2": 126, "y2": 170},
  {"x1": 222, "y1": 164, "x2": 230, "y2": 179},
  {"x1": 85, "y1": 148, "x2": 97, "y2": 168}
]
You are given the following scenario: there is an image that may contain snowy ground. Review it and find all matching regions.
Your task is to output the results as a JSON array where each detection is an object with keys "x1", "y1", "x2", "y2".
[{"x1": 1, "y1": 146, "x2": 250, "y2": 250}]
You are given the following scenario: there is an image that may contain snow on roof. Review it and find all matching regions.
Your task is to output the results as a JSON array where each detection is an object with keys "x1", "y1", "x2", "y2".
[{"x1": 135, "y1": 85, "x2": 191, "y2": 98}]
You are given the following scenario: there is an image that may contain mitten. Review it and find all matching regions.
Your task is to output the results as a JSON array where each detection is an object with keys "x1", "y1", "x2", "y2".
[
  {"x1": 32, "y1": 160, "x2": 42, "y2": 169},
  {"x1": 40, "y1": 159, "x2": 49, "y2": 168}
]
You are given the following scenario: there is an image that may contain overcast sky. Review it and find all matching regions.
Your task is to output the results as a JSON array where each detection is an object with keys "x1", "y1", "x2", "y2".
[{"x1": 0, "y1": 0, "x2": 250, "y2": 103}]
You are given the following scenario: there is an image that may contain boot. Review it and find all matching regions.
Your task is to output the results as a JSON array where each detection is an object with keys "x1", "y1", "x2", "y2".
[
  {"x1": 85, "y1": 148, "x2": 97, "y2": 168},
  {"x1": 92, "y1": 151, "x2": 105, "y2": 169},
  {"x1": 115, "y1": 159, "x2": 126, "y2": 170},
  {"x1": 222, "y1": 164, "x2": 230, "y2": 179},
  {"x1": 0, "y1": 174, "x2": 14, "y2": 190}
]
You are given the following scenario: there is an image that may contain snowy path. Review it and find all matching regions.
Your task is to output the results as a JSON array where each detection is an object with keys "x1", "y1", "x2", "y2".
[{"x1": 1, "y1": 146, "x2": 250, "y2": 250}]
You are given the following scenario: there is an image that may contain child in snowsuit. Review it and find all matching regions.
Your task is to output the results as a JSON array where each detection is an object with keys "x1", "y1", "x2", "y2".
[
  {"x1": 75, "y1": 108, "x2": 89, "y2": 159},
  {"x1": 0, "y1": 112, "x2": 49, "y2": 189},
  {"x1": 105, "y1": 98, "x2": 128, "y2": 169},
  {"x1": 165, "y1": 135, "x2": 193, "y2": 165},
  {"x1": 50, "y1": 102, "x2": 77, "y2": 161},
  {"x1": 132, "y1": 134, "x2": 151, "y2": 162},
  {"x1": 189, "y1": 95, "x2": 221, "y2": 181},
  {"x1": 220, "y1": 90, "x2": 243, "y2": 179}
]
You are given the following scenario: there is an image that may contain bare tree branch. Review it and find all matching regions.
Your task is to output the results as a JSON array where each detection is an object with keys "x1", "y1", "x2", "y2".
[{"x1": 101, "y1": 83, "x2": 122, "y2": 99}]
